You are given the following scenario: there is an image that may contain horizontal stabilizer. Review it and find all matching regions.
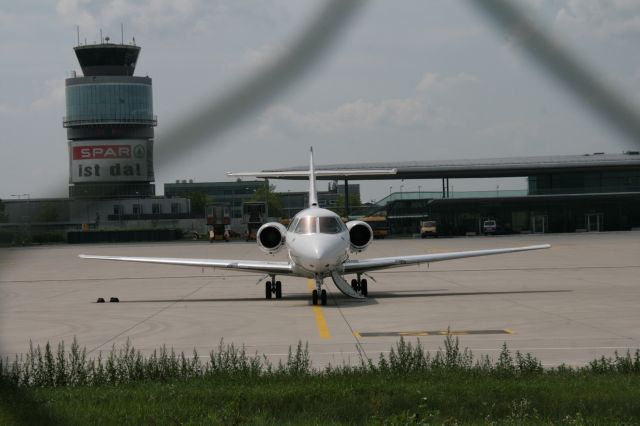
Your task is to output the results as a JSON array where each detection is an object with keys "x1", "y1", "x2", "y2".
[{"x1": 227, "y1": 169, "x2": 397, "y2": 178}]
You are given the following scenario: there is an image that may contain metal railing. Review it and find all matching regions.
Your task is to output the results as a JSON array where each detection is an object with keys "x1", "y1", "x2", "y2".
[{"x1": 62, "y1": 115, "x2": 157, "y2": 127}]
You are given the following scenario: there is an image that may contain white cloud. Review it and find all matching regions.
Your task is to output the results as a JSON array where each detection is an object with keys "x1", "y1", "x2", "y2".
[
  {"x1": 555, "y1": 0, "x2": 640, "y2": 38},
  {"x1": 258, "y1": 72, "x2": 478, "y2": 136},
  {"x1": 55, "y1": 0, "x2": 295, "y2": 39},
  {"x1": 242, "y1": 45, "x2": 284, "y2": 72},
  {"x1": 56, "y1": 0, "x2": 209, "y2": 36},
  {"x1": 31, "y1": 80, "x2": 65, "y2": 110},
  {"x1": 416, "y1": 73, "x2": 439, "y2": 92},
  {"x1": 257, "y1": 97, "x2": 426, "y2": 136},
  {"x1": 417, "y1": 72, "x2": 477, "y2": 92}
]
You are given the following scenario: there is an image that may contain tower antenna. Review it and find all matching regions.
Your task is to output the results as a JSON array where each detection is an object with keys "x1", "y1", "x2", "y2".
[
  {"x1": 100, "y1": 28, "x2": 103, "y2": 43},
  {"x1": 76, "y1": 25, "x2": 80, "y2": 46},
  {"x1": 121, "y1": 23, "x2": 124, "y2": 44}
]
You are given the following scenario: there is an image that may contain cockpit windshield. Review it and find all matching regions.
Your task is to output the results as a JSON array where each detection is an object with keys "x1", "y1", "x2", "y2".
[
  {"x1": 318, "y1": 216, "x2": 344, "y2": 234},
  {"x1": 293, "y1": 216, "x2": 316, "y2": 234},
  {"x1": 292, "y1": 215, "x2": 345, "y2": 234}
]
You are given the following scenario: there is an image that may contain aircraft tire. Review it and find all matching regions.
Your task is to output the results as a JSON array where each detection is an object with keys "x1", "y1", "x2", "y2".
[
  {"x1": 312, "y1": 289, "x2": 319, "y2": 305},
  {"x1": 351, "y1": 279, "x2": 359, "y2": 292},
  {"x1": 266, "y1": 281, "x2": 272, "y2": 299},
  {"x1": 96, "y1": 298, "x2": 105, "y2": 303},
  {"x1": 109, "y1": 297, "x2": 119, "y2": 303},
  {"x1": 275, "y1": 281, "x2": 282, "y2": 299},
  {"x1": 361, "y1": 279, "x2": 368, "y2": 297},
  {"x1": 321, "y1": 289, "x2": 327, "y2": 306}
]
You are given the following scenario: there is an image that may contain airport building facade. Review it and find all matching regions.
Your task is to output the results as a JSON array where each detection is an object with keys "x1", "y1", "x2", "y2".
[
  {"x1": 163, "y1": 180, "x2": 361, "y2": 232},
  {"x1": 381, "y1": 153, "x2": 640, "y2": 235},
  {"x1": 2, "y1": 152, "x2": 638, "y2": 239},
  {"x1": 267, "y1": 152, "x2": 640, "y2": 236},
  {"x1": 165, "y1": 180, "x2": 265, "y2": 220},
  {"x1": 280, "y1": 182, "x2": 361, "y2": 218}
]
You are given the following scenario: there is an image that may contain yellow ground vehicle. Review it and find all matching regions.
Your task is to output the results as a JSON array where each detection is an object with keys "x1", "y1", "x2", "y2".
[
  {"x1": 362, "y1": 215, "x2": 389, "y2": 239},
  {"x1": 420, "y1": 220, "x2": 438, "y2": 238}
]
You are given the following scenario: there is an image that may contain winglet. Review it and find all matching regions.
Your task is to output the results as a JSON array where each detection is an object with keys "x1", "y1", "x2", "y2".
[{"x1": 309, "y1": 147, "x2": 318, "y2": 207}]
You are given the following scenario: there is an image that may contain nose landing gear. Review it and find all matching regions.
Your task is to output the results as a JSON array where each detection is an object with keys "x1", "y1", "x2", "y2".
[{"x1": 312, "y1": 277, "x2": 328, "y2": 306}]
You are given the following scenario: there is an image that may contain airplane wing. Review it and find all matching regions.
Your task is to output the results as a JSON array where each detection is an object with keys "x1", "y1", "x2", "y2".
[
  {"x1": 342, "y1": 244, "x2": 550, "y2": 274},
  {"x1": 78, "y1": 255, "x2": 293, "y2": 275}
]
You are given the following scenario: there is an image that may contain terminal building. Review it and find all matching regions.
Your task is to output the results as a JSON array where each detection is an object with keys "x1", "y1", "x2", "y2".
[
  {"x1": 262, "y1": 152, "x2": 640, "y2": 235},
  {"x1": 164, "y1": 180, "x2": 360, "y2": 231},
  {"x1": 2, "y1": 151, "x2": 638, "y2": 239}
]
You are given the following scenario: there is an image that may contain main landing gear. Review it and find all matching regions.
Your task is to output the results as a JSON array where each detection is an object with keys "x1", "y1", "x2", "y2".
[
  {"x1": 265, "y1": 277, "x2": 282, "y2": 300},
  {"x1": 312, "y1": 276, "x2": 328, "y2": 306},
  {"x1": 350, "y1": 275, "x2": 368, "y2": 296},
  {"x1": 263, "y1": 275, "x2": 329, "y2": 306}
]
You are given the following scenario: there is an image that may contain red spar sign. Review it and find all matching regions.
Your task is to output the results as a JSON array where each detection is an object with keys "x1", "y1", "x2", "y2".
[{"x1": 72, "y1": 145, "x2": 132, "y2": 160}]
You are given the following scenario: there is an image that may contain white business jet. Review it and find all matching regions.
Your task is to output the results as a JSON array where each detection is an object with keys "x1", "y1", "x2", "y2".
[{"x1": 80, "y1": 148, "x2": 550, "y2": 306}]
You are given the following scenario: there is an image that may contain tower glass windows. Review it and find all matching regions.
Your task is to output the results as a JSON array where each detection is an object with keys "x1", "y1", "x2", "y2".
[{"x1": 65, "y1": 83, "x2": 154, "y2": 125}]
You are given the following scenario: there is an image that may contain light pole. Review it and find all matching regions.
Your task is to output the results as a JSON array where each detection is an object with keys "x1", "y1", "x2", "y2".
[
  {"x1": 418, "y1": 185, "x2": 422, "y2": 199},
  {"x1": 135, "y1": 191, "x2": 141, "y2": 228},
  {"x1": 400, "y1": 184, "x2": 404, "y2": 200},
  {"x1": 389, "y1": 186, "x2": 392, "y2": 200}
]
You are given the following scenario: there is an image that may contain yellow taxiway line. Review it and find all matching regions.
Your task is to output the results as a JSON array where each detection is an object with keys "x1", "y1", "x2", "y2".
[{"x1": 307, "y1": 279, "x2": 331, "y2": 339}]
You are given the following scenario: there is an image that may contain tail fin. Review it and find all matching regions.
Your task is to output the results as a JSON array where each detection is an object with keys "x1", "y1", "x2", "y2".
[{"x1": 308, "y1": 147, "x2": 318, "y2": 207}]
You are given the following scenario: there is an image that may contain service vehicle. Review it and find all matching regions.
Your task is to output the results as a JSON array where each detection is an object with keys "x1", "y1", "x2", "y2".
[
  {"x1": 482, "y1": 219, "x2": 497, "y2": 234},
  {"x1": 420, "y1": 220, "x2": 438, "y2": 238}
]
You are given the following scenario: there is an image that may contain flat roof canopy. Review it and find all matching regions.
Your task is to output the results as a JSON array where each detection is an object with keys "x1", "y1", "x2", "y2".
[{"x1": 262, "y1": 152, "x2": 640, "y2": 180}]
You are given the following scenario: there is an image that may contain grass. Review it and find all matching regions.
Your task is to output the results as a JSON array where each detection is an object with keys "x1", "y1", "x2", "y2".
[{"x1": 2, "y1": 336, "x2": 640, "y2": 424}]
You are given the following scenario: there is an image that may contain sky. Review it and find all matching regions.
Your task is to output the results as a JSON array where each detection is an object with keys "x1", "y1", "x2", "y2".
[{"x1": 1, "y1": 0, "x2": 640, "y2": 203}]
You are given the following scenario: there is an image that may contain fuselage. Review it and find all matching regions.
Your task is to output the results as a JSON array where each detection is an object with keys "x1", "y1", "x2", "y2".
[{"x1": 285, "y1": 206, "x2": 350, "y2": 278}]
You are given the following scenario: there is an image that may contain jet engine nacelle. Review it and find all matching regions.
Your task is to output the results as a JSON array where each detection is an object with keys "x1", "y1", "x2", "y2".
[
  {"x1": 256, "y1": 222, "x2": 287, "y2": 254},
  {"x1": 346, "y1": 220, "x2": 373, "y2": 253}
]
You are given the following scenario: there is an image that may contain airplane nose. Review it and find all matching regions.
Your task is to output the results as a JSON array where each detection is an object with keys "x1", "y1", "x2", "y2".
[{"x1": 299, "y1": 237, "x2": 345, "y2": 272}]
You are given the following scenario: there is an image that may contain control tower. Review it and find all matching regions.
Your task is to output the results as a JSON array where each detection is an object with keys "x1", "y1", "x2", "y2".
[{"x1": 64, "y1": 38, "x2": 156, "y2": 198}]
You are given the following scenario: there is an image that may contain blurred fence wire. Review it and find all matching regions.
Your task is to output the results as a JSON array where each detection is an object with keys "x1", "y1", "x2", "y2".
[
  {"x1": 154, "y1": 0, "x2": 366, "y2": 168},
  {"x1": 469, "y1": 0, "x2": 640, "y2": 148}
]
